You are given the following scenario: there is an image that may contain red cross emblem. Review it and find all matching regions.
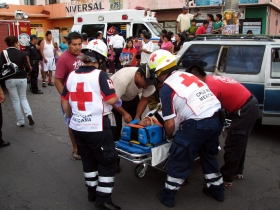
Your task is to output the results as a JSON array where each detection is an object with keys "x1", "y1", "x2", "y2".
[
  {"x1": 93, "y1": 41, "x2": 98, "y2": 45},
  {"x1": 70, "y1": 82, "x2": 93, "y2": 111},
  {"x1": 150, "y1": 53, "x2": 157, "y2": 62},
  {"x1": 179, "y1": 73, "x2": 204, "y2": 88}
]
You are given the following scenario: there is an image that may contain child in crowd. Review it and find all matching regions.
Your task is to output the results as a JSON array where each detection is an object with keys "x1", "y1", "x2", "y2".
[
  {"x1": 195, "y1": 21, "x2": 209, "y2": 35},
  {"x1": 187, "y1": 19, "x2": 198, "y2": 37},
  {"x1": 214, "y1": 14, "x2": 223, "y2": 34}
]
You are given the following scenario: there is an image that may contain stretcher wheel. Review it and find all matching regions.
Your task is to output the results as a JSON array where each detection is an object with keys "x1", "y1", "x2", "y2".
[{"x1": 135, "y1": 164, "x2": 146, "y2": 178}]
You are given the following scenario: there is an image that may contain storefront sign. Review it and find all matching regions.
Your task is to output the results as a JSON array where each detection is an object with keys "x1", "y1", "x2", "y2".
[
  {"x1": 190, "y1": 7, "x2": 245, "y2": 20},
  {"x1": 242, "y1": 22, "x2": 261, "y2": 34},
  {"x1": 195, "y1": 0, "x2": 258, "y2": 6},
  {"x1": 66, "y1": 0, "x2": 105, "y2": 17},
  {"x1": 110, "y1": 0, "x2": 123, "y2": 10}
]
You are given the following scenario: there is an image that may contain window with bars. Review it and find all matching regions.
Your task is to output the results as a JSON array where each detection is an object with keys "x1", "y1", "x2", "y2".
[
  {"x1": 24, "y1": 0, "x2": 36, "y2": 5},
  {"x1": 46, "y1": 0, "x2": 60, "y2": 4}
]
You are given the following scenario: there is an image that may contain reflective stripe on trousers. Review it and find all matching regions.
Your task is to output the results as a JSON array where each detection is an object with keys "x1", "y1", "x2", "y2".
[
  {"x1": 204, "y1": 172, "x2": 223, "y2": 188},
  {"x1": 84, "y1": 171, "x2": 98, "y2": 187},
  {"x1": 96, "y1": 176, "x2": 115, "y2": 194},
  {"x1": 164, "y1": 175, "x2": 184, "y2": 191}
]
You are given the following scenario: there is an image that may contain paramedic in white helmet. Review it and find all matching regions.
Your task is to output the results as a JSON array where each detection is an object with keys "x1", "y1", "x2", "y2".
[
  {"x1": 61, "y1": 39, "x2": 122, "y2": 210},
  {"x1": 147, "y1": 49, "x2": 225, "y2": 207}
]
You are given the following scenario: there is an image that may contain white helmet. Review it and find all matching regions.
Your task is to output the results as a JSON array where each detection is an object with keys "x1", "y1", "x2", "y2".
[
  {"x1": 147, "y1": 49, "x2": 177, "y2": 76},
  {"x1": 86, "y1": 39, "x2": 108, "y2": 59}
]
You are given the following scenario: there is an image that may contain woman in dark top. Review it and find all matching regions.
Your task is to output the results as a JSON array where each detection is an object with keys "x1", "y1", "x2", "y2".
[
  {"x1": 172, "y1": 33, "x2": 185, "y2": 55},
  {"x1": 0, "y1": 36, "x2": 34, "y2": 127}
]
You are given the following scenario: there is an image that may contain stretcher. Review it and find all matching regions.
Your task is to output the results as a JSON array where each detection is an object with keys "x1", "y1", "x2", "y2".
[{"x1": 116, "y1": 118, "x2": 231, "y2": 178}]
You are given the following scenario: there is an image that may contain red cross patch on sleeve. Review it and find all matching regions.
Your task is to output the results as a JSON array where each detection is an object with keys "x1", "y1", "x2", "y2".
[{"x1": 107, "y1": 79, "x2": 114, "y2": 89}]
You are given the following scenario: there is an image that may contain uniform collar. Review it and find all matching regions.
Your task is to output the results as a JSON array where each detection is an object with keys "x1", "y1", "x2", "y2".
[{"x1": 75, "y1": 66, "x2": 97, "y2": 73}]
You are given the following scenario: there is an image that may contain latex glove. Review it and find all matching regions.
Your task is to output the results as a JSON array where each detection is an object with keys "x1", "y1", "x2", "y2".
[
  {"x1": 66, "y1": 117, "x2": 71, "y2": 125},
  {"x1": 114, "y1": 98, "x2": 122, "y2": 107},
  {"x1": 63, "y1": 114, "x2": 71, "y2": 126}
]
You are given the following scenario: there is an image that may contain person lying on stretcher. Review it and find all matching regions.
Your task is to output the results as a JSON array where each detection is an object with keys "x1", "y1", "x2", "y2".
[{"x1": 127, "y1": 108, "x2": 184, "y2": 141}]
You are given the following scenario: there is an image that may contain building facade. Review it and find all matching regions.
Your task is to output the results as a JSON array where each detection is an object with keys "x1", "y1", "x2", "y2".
[{"x1": 0, "y1": 0, "x2": 280, "y2": 41}]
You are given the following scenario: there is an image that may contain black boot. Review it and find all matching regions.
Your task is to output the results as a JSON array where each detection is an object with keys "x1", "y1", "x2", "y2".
[
  {"x1": 95, "y1": 201, "x2": 121, "y2": 210},
  {"x1": 87, "y1": 186, "x2": 96, "y2": 202}
]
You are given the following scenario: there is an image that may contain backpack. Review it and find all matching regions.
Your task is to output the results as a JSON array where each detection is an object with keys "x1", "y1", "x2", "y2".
[{"x1": 0, "y1": 50, "x2": 19, "y2": 80}]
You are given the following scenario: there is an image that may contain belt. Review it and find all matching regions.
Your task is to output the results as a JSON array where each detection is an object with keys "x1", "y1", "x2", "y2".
[
  {"x1": 207, "y1": 111, "x2": 220, "y2": 119},
  {"x1": 231, "y1": 95, "x2": 253, "y2": 116}
]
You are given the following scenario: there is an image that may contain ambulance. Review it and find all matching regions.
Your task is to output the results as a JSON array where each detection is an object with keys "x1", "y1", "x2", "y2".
[
  {"x1": 176, "y1": 35, "x2": 280, "y2": 125},
  {"x1": 71, "y1": 7, "x2": 163, "y2": 50}
]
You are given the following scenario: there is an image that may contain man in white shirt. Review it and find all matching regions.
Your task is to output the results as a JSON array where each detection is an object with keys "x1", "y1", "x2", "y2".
[
  {"x1": 176, "y1": 6, "x2": 201, "y2": 33},
  {"x1": 40, "y1": 30, "x2": 56, "y2": 87},
  {"x1": 110, "y1": 65, "x2": 156, "y2": 172},
  {"x1": 109, "y1": 30, "x2": 125, "y2": 71},
  {"x1": 140, "y1": 32, "x2": 154, "y2": 65}
]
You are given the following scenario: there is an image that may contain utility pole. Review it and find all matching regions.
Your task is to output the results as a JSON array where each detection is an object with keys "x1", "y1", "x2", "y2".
[
  {"x1": 185, "y1": 0, "x2": 189, "y2": 7},
  {"x1": 225, "y1": 0, "x2": 239, "y2": 10}
]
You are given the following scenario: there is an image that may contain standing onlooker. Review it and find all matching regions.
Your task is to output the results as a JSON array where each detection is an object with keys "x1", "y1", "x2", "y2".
[
  {"x1": 196, "y1": 21, "x2": 209, "y2": 35},
  {"x1": 167, "y1": 31, "x2": 174, "y2": 39},
  {"x1": 97, "y1": 31, "x2": 107, "y2": 43},
  {"x1": 26, "y1": 35, "x2": 43, "y2": 94},
  {"x1": 206, "y1": 14, "x2": 215, "y2": 34},
  {"x1": 81, "y1": 33, "x2": 88, "y2": 48},
  {"x1": 107, "y1": 27, "x2": 116, "y2": 74},
  {"x1": 109, "y1": 30, "x2": 125, "y2": 71},
  {"x1": 0, "y1": 85, "x2": 10, "y2": 148},
  {"x1": 0, "y1": 36, "x2": 35, "y2": 127},
  {"x1": 176, "y1": 6, "x2": 201, "y2": 33},
  {"x1": 55, "y1": 32, "x2": 84, "y2": 160},
  {"x1": 40, "y1": 30, "x2": 56, "y2": 87},
  {"x1": 37, "y1": 38, "x2": 44, "y2": 79},
  {"x1": 54, "y1": 42, "x2": 62, "y2": 62},
  {"x1": 172, "y1": 33, "x2": 185, "y2": 55},
  {"x1": 121, "y1": 39, "x2": 137, "y2": 67},
  {"x1": 133, "y1": 34, "x2": 142, "y2": 67},
  {"x1": 186, "y1": 19, "x2": 198, "y2": 37},
  {"x1": 214, "y1": 14, "x2": 223, "y2": 34},
  {"x1": 96, "y1": 31, "x2": 107, "y2": 72},
  {"x1": 140, "y1": 32, "x2": 154, "y2": 65},
  {"x1": 247, "y1": 30, "x2": 253, "y2": 34},
  {"x1": 158, "y1": 29, "x2": 167, "y2": 49},
  {"x1": 161, "y1": 34, "x2": 173, "y2": 53},
  {"x1": 59, "y1": 36, "x2": 68, "y2": 52}
]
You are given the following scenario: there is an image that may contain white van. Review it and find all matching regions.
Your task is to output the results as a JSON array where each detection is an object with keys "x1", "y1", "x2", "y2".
[
  {"x1": 71, "y1": 7, "x2": 163, "y2": 50},
  {"x1": 177, "y1": 35, "x2": 280, "y2": 125}
]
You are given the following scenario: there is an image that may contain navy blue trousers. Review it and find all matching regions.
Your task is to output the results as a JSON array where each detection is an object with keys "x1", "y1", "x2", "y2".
[{"x1": 161, "y1": 116, "x2": 224, "y2": 206}]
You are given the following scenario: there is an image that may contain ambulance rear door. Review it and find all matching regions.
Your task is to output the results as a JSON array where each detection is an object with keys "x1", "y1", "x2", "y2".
[{"x1": 262, "y1": 47, "x2": 280, "y2": 125}]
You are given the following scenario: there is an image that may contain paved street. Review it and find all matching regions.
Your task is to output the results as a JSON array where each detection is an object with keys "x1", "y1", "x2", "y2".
[{"x1": 0, "y1": 82, "x2": 280, "y2": 210}]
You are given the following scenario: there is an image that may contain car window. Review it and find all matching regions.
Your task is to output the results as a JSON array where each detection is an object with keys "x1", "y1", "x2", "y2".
[
  {"x1": 146, "y1": 22, "x2": 162, "y2": 37},
  {"x1": 133, "y1": 23, "x2": 149, "y2": 37},
  {"x1": 178, "y1": 45, "x2": 220, "y2": 72},
  {"x1": 81, "y1": 24, "x2": 105, "y2": 38},
  {"x1": 271, "y1": 49, "x2": 280, "y2": 78},
  {"x1": 225, "y1": 46, "x2": 265, "y2": 74}
]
